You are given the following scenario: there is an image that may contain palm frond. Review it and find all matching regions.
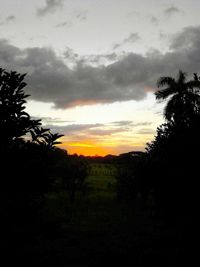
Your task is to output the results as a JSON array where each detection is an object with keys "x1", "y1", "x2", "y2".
[
  {"x1": 157, "y1": 76, "x2": 175, "y2": 88},
  {"x1": 155, "y1": 87, "x2": 176, "y2": 100},
  {"x1": 177, "y1": 70, "x2": 187, "y2": 84},
  {"x1": 186, "y1": 80, "x2": 200, "y2": 92},
  {"x1": 164, "y1": 94, "x2": 182, "y2": 122},
  {"x1": 164, "y1": 96, "x2": 175, "y2": 121},
  {"x1": 193, "y1": 73, "x2": 199, "y2": 81}
]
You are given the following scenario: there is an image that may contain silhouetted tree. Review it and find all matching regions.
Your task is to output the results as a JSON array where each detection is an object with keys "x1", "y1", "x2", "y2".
[
  {"x1": 115, "y1": 71, "x2": 200, "y2": 225},
  {"x1": 0, "y1": 68, "x2": 42, "y2": 149},
  {"x1": 0, "y1": 67, "x2": 64, "y2": 248},
  {"x1": 156, "y1": 70, "x2": 200, "y2": 125},
  {"x1": 141, "y1": 71, "x2": 200, "y2": 222}
]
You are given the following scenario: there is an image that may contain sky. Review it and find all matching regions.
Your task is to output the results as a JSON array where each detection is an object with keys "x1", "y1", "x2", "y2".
[{"x1": 1, "y1": 0, "x2": 200, "y2": 156}]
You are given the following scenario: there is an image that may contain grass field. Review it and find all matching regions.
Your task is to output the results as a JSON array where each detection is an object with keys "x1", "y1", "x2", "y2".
[
  {"x1": 35, "y1": 164, "x2": 161, "y2": 265},
  {"x1": 30, "y1": 163, "x2": 187, "y2": 266}
]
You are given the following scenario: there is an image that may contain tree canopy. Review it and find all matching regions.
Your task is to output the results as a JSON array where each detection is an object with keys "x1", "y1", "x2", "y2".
[
  {"x1": 156, "y1": 70, "x2": 200, "y2": 125},
  {"x1": 0, "y1": 67, "x2": 63, "y2": 150}
]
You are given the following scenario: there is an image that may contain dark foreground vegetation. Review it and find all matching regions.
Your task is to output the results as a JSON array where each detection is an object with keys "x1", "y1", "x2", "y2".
[{"x1": 0, "y1": 68, "x2": 199, "y2": 265}]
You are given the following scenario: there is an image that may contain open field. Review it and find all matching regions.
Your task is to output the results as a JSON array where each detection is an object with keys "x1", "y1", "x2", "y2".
[
  {"x1": 4, "y1": 163, "x2": 193, "y2": 266},
  {"x1": 29, "y1": 163, "x2": 189, "y2": 266}
]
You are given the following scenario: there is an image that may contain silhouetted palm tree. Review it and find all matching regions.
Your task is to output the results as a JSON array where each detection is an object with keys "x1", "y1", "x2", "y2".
[{"x1": 155, "y1": 70, "x2": 200, "y2": 124}]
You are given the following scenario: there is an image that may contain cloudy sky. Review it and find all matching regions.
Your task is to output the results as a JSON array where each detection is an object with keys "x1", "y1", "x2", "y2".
[{"x1": 1, "y1": 0, "x2": 200, "y2": 155}]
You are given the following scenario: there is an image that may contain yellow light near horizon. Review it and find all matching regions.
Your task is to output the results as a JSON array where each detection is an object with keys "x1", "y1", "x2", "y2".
[
  {"x1": 57, "y1": 139, "x2": 146, "y2": 156},
  {"x1": 58, "y1": 142, "x2": 109, "y2": 156},
  {"x1": 69, "y1": 142, "x2": 95, "y2": 148}
]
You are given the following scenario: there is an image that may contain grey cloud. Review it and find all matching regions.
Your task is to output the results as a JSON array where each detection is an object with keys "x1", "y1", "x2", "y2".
[
  {"x1": 31, "y1": 116, "x2": 74, "y2": 124},
  {"x1": 159, "y1": 31, "x2": 168, "y2": 40},
  {"x1": 41, "y1": 120, "x2": 149, "y2": 135},
  {"x1": 63, "y1": 47, "x2": 118, "y2": 66},
  {"x1": 6, "y1": 15, "x2": 16, "y2": 22},
  {"x1": 56, "y1": 21, "x2": 72, "y2": 28},
  {"x1": 44, "y1": 119, "x2": 73, "y2": 124},
  {"x1": 0, "y1": 39, "x2": 22, "y2": 62},
  {"x1": 104, "y1": 53, "x2": 118, "y2": 61},
  {"x1": 76, "y1": 11, "x2": 88, "y2": 21},
  {"x1": 113, "y1": 33, "x2": 140, "y2": 50},
  {"x1": 1, "y1": 25, "x2": 200, "y2": 108},
  {"x1": 80, "y1": 53, "x2": 118, "y2": 66},
  {"x1": 112, "y1": 121, "x2": 152, "y2": 127},
  {"x1": 45, "y1": 121, "x2": 152, "y2": 137},
  {"x1": 124, "y1": 33, "x2": 140, "y2": 44},
  {"x1": 164, "y1": 6, "x2": 181, "y2": 17},
  {"x1": 170, "y1": 26, "x2": 200, "y2": 50},
  {"x1": 88, "y1": 128, "x2": 125, "y2": 136},
  {"x1": 0, "y1": 15, "x2": 16, "y2": 26},
  {"x1": 63, "y1": 47, "x2": 79, "y2": 61},
  {"x1": 111, "y1": 121, "x2": 133, "y2": 126},
  {"x1": 37, "y1": 0, "x2": 64, "y2": 16},
  {"x1": 88, "y1": 122, "x2": 152, "y2": 137},
  {"x1": 133, "y1": 122, "x2": 152, "y2": 127},
  {"x1": 45, "y1": 123, "x2": 103, "y2": 135},
  {"x1": 150, "y1": 16, "x2": 158, "y2": 25},
  {"x1": 56, "y1": 10, "x2": 87, "y2": 29},
  {"x1": 126, "y1": 11, "x2": 140, "y2": 18},
  {"x1": 136, "y1": 128, "x2": 155, "y2": 135}
]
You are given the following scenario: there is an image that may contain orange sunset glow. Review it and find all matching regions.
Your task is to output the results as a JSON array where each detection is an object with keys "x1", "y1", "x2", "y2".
[
  {"x1": 58, "y1": 141, "x2": 113, "y2": 156},
  {"x1": 64, "y1": 145, "x2": 109, "y2": 156},
  {"x1": 58, "y1": 139, "x2": 147, "y2": 156}
]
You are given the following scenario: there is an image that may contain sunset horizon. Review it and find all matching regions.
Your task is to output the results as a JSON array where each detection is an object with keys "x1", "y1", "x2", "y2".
[
  {"x1": 1, "y1": 0, "x2": 200, "y2": 155},
  {"x1": 57, "y1": 140, "x2": 146, "y2": 156}
]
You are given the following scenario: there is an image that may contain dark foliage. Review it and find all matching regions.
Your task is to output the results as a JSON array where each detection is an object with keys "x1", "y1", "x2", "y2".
[
  {"x1": 0, "y1": 67, "x2": 71, "y2": 252},
  {"x1": 156, "y1": 70, "x2": 200, "y2": 125},
  {"x1": 116, "y1": 71, "x2": 200, "y2": 228},
  {"x1": 0, "y1": 68, "x2": 91, "y2": 255},
  {"x1": 138, "y1": 71, "x2": 200, "y2": 224}
]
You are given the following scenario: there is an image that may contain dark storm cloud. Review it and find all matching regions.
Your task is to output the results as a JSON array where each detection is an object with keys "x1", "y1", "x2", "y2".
[
  {"x1": 113, "y1": 33, "x2": 140, "y2": 49},
  {"x1": 1, "y1": 25, "x2": 200, "y2": 108},
  {"x1": 170, "y1": 26, "x2": 200, "y2": 50},
  {"x1": 37, "y1": 0, "x2": 64, "y2": 16},
  {"x1": 0, "y1": 39, "x2": 21, "y2": 62},
  {"x1": 164, "y1": 6, "x2": 181, "y2": 17}
]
